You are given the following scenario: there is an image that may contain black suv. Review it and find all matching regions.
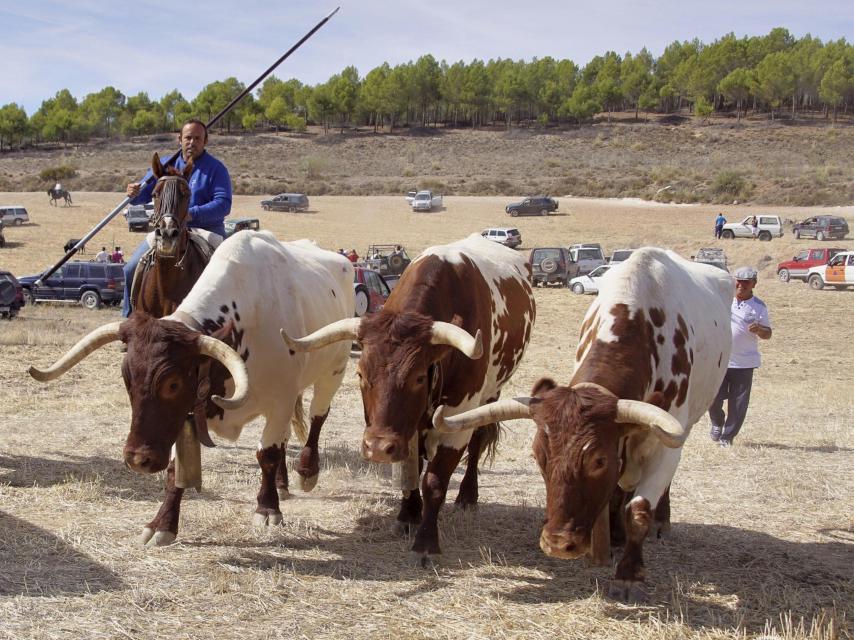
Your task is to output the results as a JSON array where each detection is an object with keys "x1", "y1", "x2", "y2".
[
  {"x1": 0, "y1": 270, "x2": 25, "y2": 318},
  {"x1": 0, "y1": 220, "x2": 5, "y2": 248},
  {"x1": 506, "y1": 196, "x2": 558, "y2": 217},
  {"x1": 18, "y1": 261, "x2": 125, "y2": 310},
  {"x1": 792, "y1": 216, "x2": 849, "y2": 241},
  {"x1": 125, "y1": 203, "x2": 154, "y2": 232}
]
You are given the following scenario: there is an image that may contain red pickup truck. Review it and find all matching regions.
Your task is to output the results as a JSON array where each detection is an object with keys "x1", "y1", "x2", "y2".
[{"x1": 777, "y1": 247, "x2": 847, "y2": 282}]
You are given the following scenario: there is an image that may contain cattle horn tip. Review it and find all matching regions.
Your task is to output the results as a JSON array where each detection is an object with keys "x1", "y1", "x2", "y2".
[
  {"x1": 210, "y1": 394, "x2": 244, "y2": 411},
  {"x1": 27, "y1": 365, "x2": 50, "y2": 382},
  {"x1": 280, "y1": 328, "x2": 300, "y2": 350},
  {"x1": 432, "y1": 405, "x2": 448, "y2": 431},
  {"x1": 471, "y1": 329, "x2": 483, "y2": 359}
]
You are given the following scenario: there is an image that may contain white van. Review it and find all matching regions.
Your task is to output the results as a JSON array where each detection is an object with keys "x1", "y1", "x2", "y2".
[{"x1": 0, "y1": 206, "x2": 29, "y2": 226}]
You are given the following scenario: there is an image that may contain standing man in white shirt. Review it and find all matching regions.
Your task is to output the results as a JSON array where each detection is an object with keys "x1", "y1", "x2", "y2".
[{"x1": 708, "y1": 266, "x2": 773, "y2": 447}]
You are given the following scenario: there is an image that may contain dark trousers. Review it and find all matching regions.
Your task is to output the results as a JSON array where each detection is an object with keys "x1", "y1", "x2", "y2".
[
  {"x1": 714, "y1": 224, "x2": 723, "y2": 239},
  {"x1": 708, "y1": 367, "x2": 755, "y2": 442}
]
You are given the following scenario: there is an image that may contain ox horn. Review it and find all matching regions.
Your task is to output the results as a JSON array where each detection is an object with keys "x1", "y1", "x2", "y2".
[
  {"x1": 280, "y1": 318, "x2": 361, "y2": 352},
  {"x1": 614, "y1": 400, "x2": 686, "y2": 448},
  {"x1": 432, "y1": 398, "x2": 532, "y2": 432},
  {"x1": 28, "y1": 321, "x2": 123, "y2": 382},
  {"x1": 196, "y1": 335, "x2": 250, "y2": 410},
  {"x1": 430, "y1": 322, "x2": 483, "y2": 359}
]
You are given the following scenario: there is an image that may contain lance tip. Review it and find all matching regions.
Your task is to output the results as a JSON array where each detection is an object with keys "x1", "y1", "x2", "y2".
[{"x1": 326, "y1": 7, "x2": 340, "y2": 19}]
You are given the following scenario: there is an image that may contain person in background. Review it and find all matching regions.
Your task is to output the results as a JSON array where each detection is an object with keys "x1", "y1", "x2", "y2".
[
  {"x1": 111, "y1": 246, "x2": 124, "y2": 264},
  {"x1": 714, "y1": 212, "x2": 727, "y2": 239},
  {"x1": 347, "y1": 248, "x2": 359, "y2": 263},
  {"x1": 750, "y1": 216, "x2": 759, "y2": 239},
  {"x1": 95, "y1": 247, "x2": 109, "y2": 263},
  {"x1": 708, "y1": 266, "x2": 772, "y2": 447},
  {"x1": 122, "y1": 119, "x2": 232, "y2": 317}
]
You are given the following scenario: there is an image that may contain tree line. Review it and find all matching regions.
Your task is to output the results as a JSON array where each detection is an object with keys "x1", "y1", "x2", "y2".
[{"x1": 1, "y1": 27, "x2": 853, "y2": 149}]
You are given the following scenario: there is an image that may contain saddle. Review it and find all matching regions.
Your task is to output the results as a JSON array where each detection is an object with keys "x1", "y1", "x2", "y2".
[{"x1": 130, "y1": 230, "x2": 218, "y2": 311}]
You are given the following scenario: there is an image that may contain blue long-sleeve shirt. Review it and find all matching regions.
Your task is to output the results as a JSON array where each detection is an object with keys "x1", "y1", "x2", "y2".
[{"x1": 131, "y1": 150, "x2": 232, "y2": 237}]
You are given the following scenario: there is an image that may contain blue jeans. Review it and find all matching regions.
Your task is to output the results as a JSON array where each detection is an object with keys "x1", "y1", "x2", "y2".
[
  {"x1": 122, "y1": 239, "x2": 151, "y2": 317},
  {"x1": 708, "y1": 367, "x2": 755, "y2": 442}
]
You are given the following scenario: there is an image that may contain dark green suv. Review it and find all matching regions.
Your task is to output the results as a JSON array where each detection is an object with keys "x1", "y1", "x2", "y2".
[{"x1": 505, "y1": 196, "x2": 558, "y2": 217}]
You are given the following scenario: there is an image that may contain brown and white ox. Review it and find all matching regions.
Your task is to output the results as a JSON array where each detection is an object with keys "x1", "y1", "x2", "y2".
[
  {"x1": 29, "y1": 232, "x2": 353, "y2": 546},
  {"x1": 434, "y1": 248, "x2": 733, "y2": 599},
  {"x1": 282, "y1": 234, "x2": 536, "y2": 561}
]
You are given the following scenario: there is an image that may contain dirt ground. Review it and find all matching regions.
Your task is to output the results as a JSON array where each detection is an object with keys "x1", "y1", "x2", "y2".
[{"x1": 0, "y1": 193, "x2": 852, "y2": 640}]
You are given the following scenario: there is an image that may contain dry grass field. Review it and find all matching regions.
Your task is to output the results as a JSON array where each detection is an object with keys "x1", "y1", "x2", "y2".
[{"x1": 1, "y1": 192, "x2": 852, "y2": 640}]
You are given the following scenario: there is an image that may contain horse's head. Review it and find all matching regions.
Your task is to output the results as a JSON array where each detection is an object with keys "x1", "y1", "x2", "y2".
[{"x1": 151, "y1": 152, "x2": 193, "y2": 257}]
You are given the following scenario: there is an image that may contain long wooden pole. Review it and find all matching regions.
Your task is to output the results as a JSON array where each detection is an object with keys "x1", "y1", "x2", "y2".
[{"x1": 35, "y1": 7, "x2": 340, "y2": 286}]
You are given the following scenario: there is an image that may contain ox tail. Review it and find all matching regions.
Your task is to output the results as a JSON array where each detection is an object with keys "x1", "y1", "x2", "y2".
[
  {"x1": 463, "y1": 422, "x2": 501, "y2": 467},
  {"x1": 291, "y1": 394, "x2": 308, "y2": 445}
]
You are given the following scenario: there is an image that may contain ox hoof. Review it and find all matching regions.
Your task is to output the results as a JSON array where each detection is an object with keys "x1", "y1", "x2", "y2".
[
  {"x1": 607, "y1": 579, "x2": 649, "y2": 604},
  {"x1": 252, "y1": 511, "x2": 283, "y2": 528},
  {"x1": 410, "y1": 551, "x2": 439, "y2": 569},
  {"x1": 139, "y1": 527, "x2": 176, "y2": 547},
  {"x1": 298, "y1": 473, "x2": 318, "y2": 493}
]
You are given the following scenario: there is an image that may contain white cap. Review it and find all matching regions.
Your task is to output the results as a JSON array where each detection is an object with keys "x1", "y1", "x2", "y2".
[{"x1": 734, "y1": 266, "x2": 757, "y2": 280}]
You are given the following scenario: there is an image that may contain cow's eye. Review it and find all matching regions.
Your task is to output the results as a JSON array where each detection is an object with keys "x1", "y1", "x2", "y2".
[
  {"x1": 592, "y1": 456, "x2": 606, "y2": 470},
  {"x1": 160, "y1": 374, "x2": 183, "y2": 400},
  {"x1": 415, "y1": 374, "x2": 426, "y2": 385}
]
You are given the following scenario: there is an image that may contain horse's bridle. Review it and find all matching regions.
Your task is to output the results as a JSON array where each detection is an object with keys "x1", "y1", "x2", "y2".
[{"x1": 153, "y1": 174, "x2": 191, "y2": 263}]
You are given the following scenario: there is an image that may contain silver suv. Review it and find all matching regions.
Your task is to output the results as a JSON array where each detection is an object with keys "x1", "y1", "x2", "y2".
[
  {"x1": 0, "y1": 205, "x2": 29, "y2": 226},
  {"x1": 568, "y1": 244, "x2": 606, "y2": 275},
  {"x1": 481, "y1": 227, "x2": 522, "y2": 249}
]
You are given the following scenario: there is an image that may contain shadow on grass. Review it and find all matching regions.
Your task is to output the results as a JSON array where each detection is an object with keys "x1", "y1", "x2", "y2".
[
  {"x1": 205, "y1": 496, "x2": 851, "y2": 635},
  {"x1": 743, "y1": 441, "x2": 853, "y2": 453},
  {"x1": 0, "y1": 510, "x2": 124, "y2": 596}
]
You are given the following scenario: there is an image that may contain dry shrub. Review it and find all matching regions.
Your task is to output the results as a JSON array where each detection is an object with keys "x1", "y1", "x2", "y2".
[{"x1": 39, "y1": 164, "x2": 77, "y2": 183}]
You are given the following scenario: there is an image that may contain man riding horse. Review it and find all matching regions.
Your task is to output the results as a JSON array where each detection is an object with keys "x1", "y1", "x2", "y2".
[
  {"x1": 123, "y1": 119, "x2": 232, "y2": 317},
  {"x1": 48, "y1": 184, "x2": 72, "y2": 206}
]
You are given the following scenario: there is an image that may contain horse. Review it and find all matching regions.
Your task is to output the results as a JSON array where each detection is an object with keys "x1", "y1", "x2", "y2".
[
  {"x1": 48, "y1": 188, "x2": 73, "y2": 207},
  {"x1": 131, "y1": 153, "x2": 210, "y2": 318}
]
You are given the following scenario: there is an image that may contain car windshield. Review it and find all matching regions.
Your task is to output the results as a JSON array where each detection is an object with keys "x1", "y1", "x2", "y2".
[
  {"x1": 589, "y1": 266, "x2": 609, "y2": 278},
  {"x1": 534, "y1": 249, "x2": 561, "y2": 260},
  {"x1": 577, "y1": 249, "x2": 601, "y2": 260}
]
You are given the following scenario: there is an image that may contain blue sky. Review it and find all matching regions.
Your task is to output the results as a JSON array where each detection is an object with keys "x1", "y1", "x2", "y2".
[{"x1": 2, "y1": 0, "x2": 852, "y2": 114}]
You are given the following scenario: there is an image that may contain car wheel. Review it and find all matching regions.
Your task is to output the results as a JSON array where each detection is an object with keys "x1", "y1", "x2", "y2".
[
  {"x1": 793, "y1": 229, "x2": 800, "y2": 239},
  {"x1": 354, "y1": 288, "x2": 369, "y2": 317},
  {"x1": 23, "y1": 289, "x2": 35, "y2": 305},
  {"x1": 758, "y1": 230, "x2": 771, "y2": 241},
  {"x1": 816, "y1": 231, "x2": 825, "y2": 241},
  {"x1": 540, "y1": 208, "x2": 548, "y2": 216},
  {"x1": 808, "y1": 274, "x2": 824, "y2": 290},
  {"x1": 262, "y1": 205, "x2": 269, "y2": 211},
  {"x1": 540, "y1": 258, "x2": 558, "y2": 274},
  {"x1": 721, "y1": 230, "x2": 734, "y2": 239},
  {"x1": 80, "y1": 290, "x2": 101, "y2": 310},
  {"x1": 572, "y1": 283, "x2": 585, "y2": 294},
  {"x1": 510, "y1": 210, "x2": 518, "y2": 217},
  {"x1": 14, "y1": 218, "x2": 23, "y2": 226},
  {"x1": 289, "y1": 206, "x2": 297, "y2": 213},
  {"x1": 777, "y1": 269, "x2": 790, "y2": 283}
]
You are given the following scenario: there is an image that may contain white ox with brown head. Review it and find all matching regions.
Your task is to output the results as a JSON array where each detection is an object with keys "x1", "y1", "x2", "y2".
[
  {"x1": 434, "y1": 248, "x2": 732, "y2": 599},
  {"x1": 29, "y1": 231, "x2": 354, "y2": 545},
  {"x1": 283, "y1": 234, "x2": 536, "y2": 560}
]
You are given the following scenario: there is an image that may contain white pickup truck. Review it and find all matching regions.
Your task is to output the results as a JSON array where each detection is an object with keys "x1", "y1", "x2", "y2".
[{"x1": 408, "y1": 190, "x2": 443, "y2": 212}]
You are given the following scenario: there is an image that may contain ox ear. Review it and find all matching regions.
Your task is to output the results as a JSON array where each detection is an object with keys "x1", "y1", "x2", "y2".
[
  {"x1": 531, "y1": 377, "x2": 557, "y2": 397},
  {"x1": 182, "y1": 157, "x2": 194, "y2": 181},
  {"x1": 151, "y1": 152, "x2": 165, "y2": 179},
  {"x1": 208, "y1": 320, "x2": 235, "y2": 346}
]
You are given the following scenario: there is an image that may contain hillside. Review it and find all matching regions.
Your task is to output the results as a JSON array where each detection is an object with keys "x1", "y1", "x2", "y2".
[{"x1": 2, "y1": 115, "x2": 853, "y2": 206}]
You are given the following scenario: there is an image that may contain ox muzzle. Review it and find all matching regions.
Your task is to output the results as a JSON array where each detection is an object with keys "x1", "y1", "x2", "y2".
[
  {"x1": 123, "y1": 439, "x2": 171, "y2": 474},
  {"x1": 361, "y1": 427, "x2": 408, "y2": 464},
  {"x1": 539, "y1": 527, "x2": 590, "y2": 560}
]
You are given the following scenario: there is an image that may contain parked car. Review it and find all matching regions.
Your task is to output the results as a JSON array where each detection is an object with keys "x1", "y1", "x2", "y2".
[
  {"x1": 720, "y1": 215, "x2": 783, "y2": 241},
  {"x1": 776, "y1": 247, "x2": 847, "y2": 282},
  {"x1": 410, "y1": 190, "x2": 443, "y2": 212},
  {"x1": 569, "y1": 264, "x2": 613, "y2": 295},
  {"x1": 792, "y1": 215, "x2": 849, "y2": 241},
  {"x1": 260, "y1": 193, "x2": 309, "y2": 212},
  {"x1": 608, "y1": 249, "x2": 634, "y2": 265},
  {"x1": 692, "y1": 247, "x2": 729, "y2": 271},
  {"x1": 481, "y1": 227, "x2": 522, "y2": 249},
  {"x1": 530, "y1": 247, "x2": 573, "y2": 286},
  {"x1": 0, "y1": 220, "x2": 5, "y2": 248},
  {"x1": 529, "y1": 244, "x2": 606, "y2": 286},
  {"x1": 0, "y1": 270, "x2": 25, "y2": 319},
  {"x1": 806, "y1": 251, "x2": 854, "y2": 290},
  {"x1": 353, "y1": 266, "x2": 391, "y2": 317},
  {"x1": 505, "y1": 196, "x2": 558, "y2": 217},
  {"x1": 0, "y1": 205, "x2": 29, "y2": 226},
  {"x1": 363, "y1": 244, "x2": 411, "y2": 278},
  {"x1": 18, "y1": 261, "x2": 125, "y2": 310},
  {"x1": 224, "y1": 217, "x2": 260, "y2": 238},
  {"x1": 125, "y1": 203, "x2": 153, "y2": 232},
  {"x1": 567, "y1": 243, "x2": 606, "y2": 275}
]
